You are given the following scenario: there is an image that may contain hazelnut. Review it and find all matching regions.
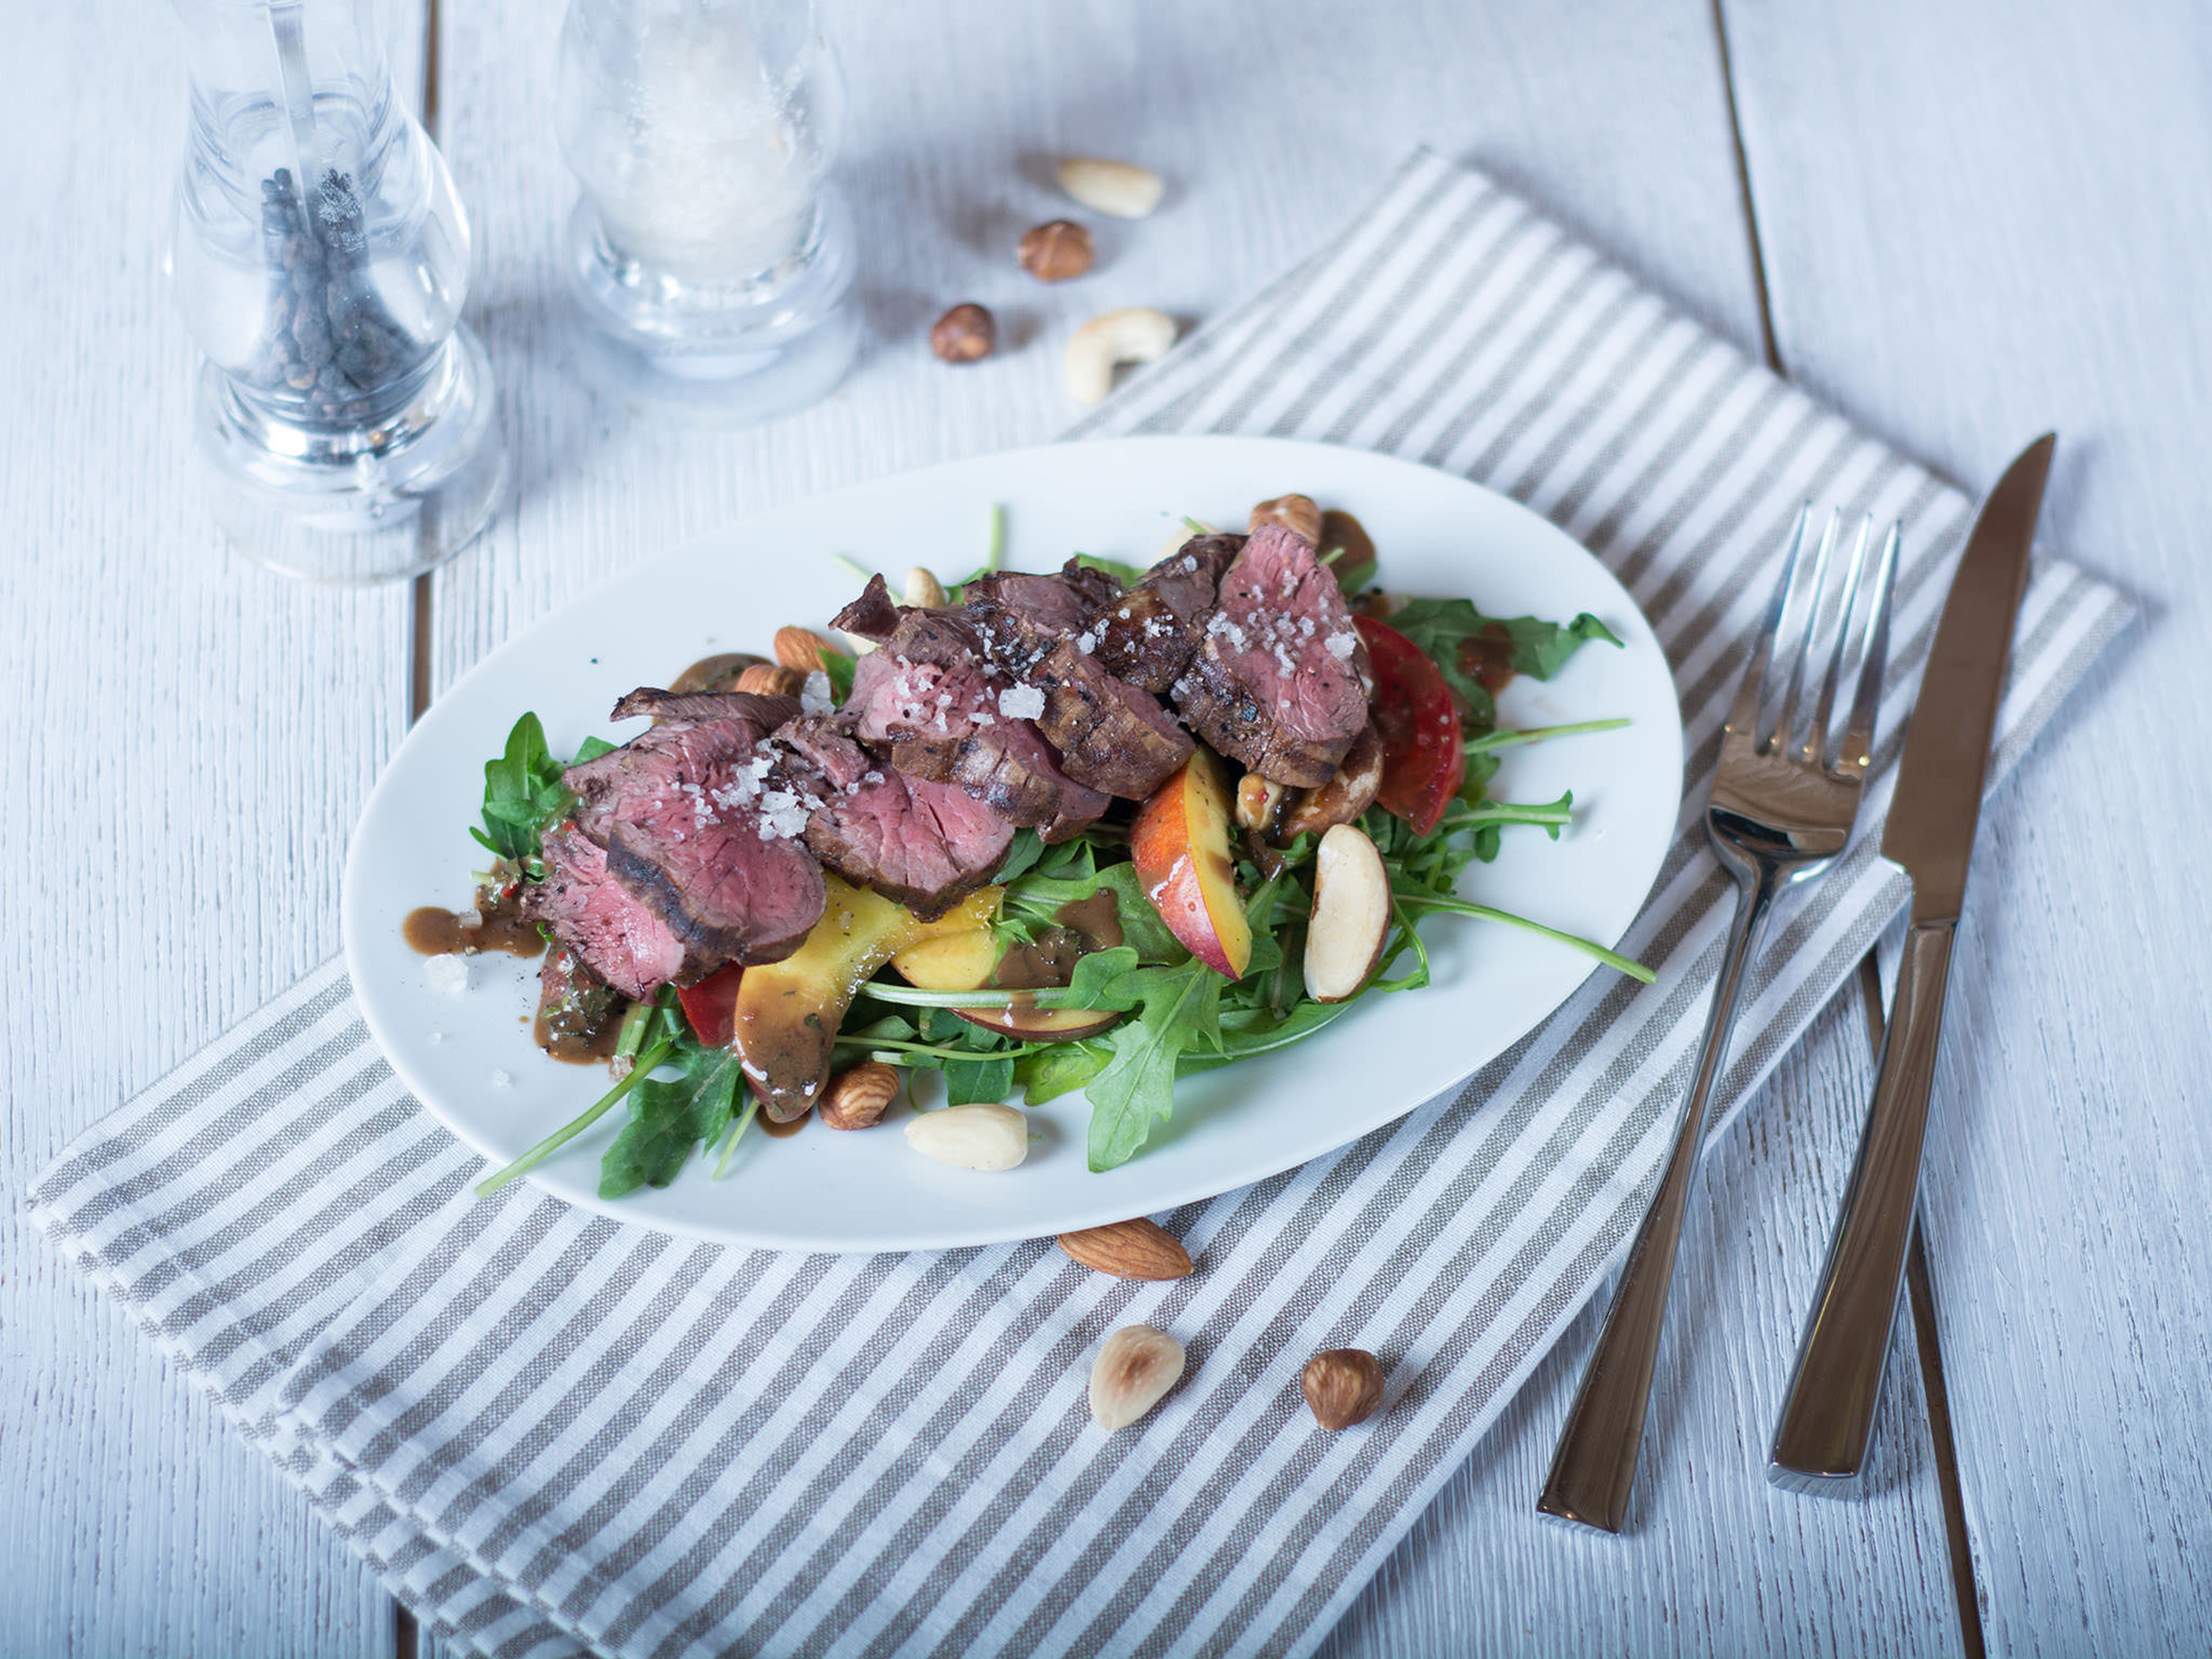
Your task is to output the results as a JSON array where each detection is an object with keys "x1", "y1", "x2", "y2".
[
  {"x1": 1301, "y1": 1348, "x2": 1386, "y2": 1429},
  {"x1": 1018, "y1": 219, "x2": 1094, "y2": 282},
  {"x1": 931, "y1": 302, "x2": 997, "y2": 363}
]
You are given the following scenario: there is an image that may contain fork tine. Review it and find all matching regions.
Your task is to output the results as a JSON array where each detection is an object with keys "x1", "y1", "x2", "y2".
[
  {"x1": 1835, "y1": 521, "x2": 1902, "y2": 778},
  {"x1": 1770, "y1": 509, "x2": 1839, "y2": 750},
  {"x1": 1806, "y1": 516, "x2": 1874, "y2": 765},
  {"x1": 1727, "y1": 505, "x2": 1811, "y2": 742}
]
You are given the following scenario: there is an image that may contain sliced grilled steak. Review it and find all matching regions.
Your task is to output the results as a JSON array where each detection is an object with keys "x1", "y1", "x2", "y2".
[
  {"x1": 564, "y1": 690, "x2": 827, "y2": 964},
  {"x1": 778, "y1": 715, "x2": 1014, "y2": 918},
  {"x1": 1021, "y1": 639, "x2": 1193, "y2": 800},
  {"x1": 842, "y1": 626, "x2": 1110, "y2": 840},
  {"x1": 527, "y1": 820, "x2": 695, "y2": 999},
  {"x1": 1171, "y1": 523, "x2": 1372, "y2": 787},
  {"x1": 831, "y1": 572, "x2": 903, "y2": 641},
  {"x1": 962, "y1": 559, "x2": 1123, "y2": 671},
  {"x1": 1087, "y1": 532, "x2": 1243, "y2": 694}
]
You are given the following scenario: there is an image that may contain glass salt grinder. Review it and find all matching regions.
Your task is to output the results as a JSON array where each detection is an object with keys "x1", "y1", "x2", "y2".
[
  {"x1": 170, "y1": 0, "x2": 505, "y2": 582},
  {"x1": 555, "y1": 0, "x2": 860, "y2": 426}
]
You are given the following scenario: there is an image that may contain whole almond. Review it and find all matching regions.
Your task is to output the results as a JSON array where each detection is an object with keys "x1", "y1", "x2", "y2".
[
  {"x1": 820, "y1": 1061, "x2": 899, "y2": 1130},
  {"x1": 905, "y1": 1103, "x2": 1028, "y2": 1171},
  {"x1": 1089, "y1": 1324, "x2": 1185, "y2": 1429},
  {"x1": 1058, "y1": 1218, "x2": 1193, "y2": 1281},
  {"x1": 774, "y1": 626, "x2": 831, "y2": 672},
  {"x1": 1301, "y1": 1348, "x2": 1386, "y2": 1429},
  {"x1": 1250, "y1": 493, "x2": 1323, "y2": 545},
  {"x1": 734, "y1": 662, "x2": 804, "y2": 696},
  {"x1": 1018, "y1": 219, "x2": 1095, "y2": 282}
]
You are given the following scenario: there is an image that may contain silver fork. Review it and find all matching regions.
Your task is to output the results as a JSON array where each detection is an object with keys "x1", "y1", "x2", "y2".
[{"x1": 1536, "y1": 506, "x2": 1902, "y2": 1534}]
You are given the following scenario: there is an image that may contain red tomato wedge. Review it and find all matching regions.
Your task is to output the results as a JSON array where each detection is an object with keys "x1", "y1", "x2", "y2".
[
  {"x1": 1355, "y1": 615, "x2": 1466, "y2": 837},
  {"x1": 675, "y1": 964, "x2": 744, "y2": 1048}
]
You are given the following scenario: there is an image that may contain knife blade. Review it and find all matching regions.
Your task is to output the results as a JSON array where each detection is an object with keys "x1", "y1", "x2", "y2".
[{"x1": 1768, "y1": 433, "x2": 2054, "y2": 1490}]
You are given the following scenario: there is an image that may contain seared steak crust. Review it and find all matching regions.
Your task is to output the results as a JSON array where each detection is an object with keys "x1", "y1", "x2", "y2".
[{"x1": 1087, "y1": 533, "x2": 1244, "y2": 694}]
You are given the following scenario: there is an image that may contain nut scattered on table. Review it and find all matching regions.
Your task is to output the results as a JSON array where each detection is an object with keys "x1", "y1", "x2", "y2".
[
  {"x1": 1018, "y1": 218, "x2": 1095, "y2": 282},
  {"x1": 1301, "y1": 1348, "x2": 1386, "y2": 1429},
  {"x1": 820, "y1": 1061, "x2": 900, "y2": 1130},
  {"x1": 1250, "y1": 493, "x2": 1324, "y2": 545},
  {"x1": 774, "y1": 625, "x2": 833, "y2": 672},
  {"x1": 1058, "y1": 1217, "x2": 1194, "y2": 1281},
  {"x1": 1057, "y1": 157, "x2": 1165, "y2": 219},
  {"x1": 903, "y1": 566, "x2": 948, "y2": 609},
  {"x1": 1090, "y1": 1324, "x2": 1187, "y2": 1429},
  {"x1": 1065, "y1": 306, "x2": 1177, "y2": 404},
  {"x1": 734, "y1": 662, "x2": 804, "y2": 697},
  {"x1": 930, "y1": 302, "x2": 997, "y2": 363},
  {"x1": 905, "y1": 1102, "x2": 1028, "y2": 1170}
]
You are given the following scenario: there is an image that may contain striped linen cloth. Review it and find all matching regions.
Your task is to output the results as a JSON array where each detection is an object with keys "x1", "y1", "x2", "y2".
[{"x1": 33, "y1": 149, "x2": 2130, "y2": 1659}]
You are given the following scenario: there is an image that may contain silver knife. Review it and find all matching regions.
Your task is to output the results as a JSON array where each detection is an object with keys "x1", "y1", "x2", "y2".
[{"x1": 1768, "y1": 432, "x2": 2055, "y2": 1489}]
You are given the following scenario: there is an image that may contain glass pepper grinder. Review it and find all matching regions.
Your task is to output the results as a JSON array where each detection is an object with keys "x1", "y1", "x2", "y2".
[
  {"x1": 555, "y1": 0, "x2": 860, "y2": 426},
  {"x1": 170, "y1": 0, "x2": 505, "y2": 582}
]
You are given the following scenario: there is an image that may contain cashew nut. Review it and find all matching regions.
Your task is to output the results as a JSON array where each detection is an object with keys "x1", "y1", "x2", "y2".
[
  {"x1": 1065, "y1": 307, "x2": 1177, "y2": 404},
  {"x1": 904, "y1": 566, "x2": 948, "y2": 608},
  {"x1": 1056, "y1": 157, "x2": 1165, "y2": 219}
]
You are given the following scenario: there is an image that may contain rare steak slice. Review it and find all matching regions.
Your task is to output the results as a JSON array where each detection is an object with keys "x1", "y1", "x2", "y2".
[
  {"x1": 564, "y1": 688, "x2": 827, "y2": 964},
  {"x1": 842, "y1": 627, "x2": 1111, "y2": 840},
  {"x1": 961, "y1": 559, "x2": 1123, "y2": 671},
  {"x1": 527, "y1": 820, "x2": 696, "y2": 999},
  {"x1": 1021, "y1": 639, "x2": 1193, "y2": 800},
  {"x1": 1171, "y1": 523, "x2": 1373, "y2": 787},
  {"x1": 1086, "y1": 532, "x2": 1244, "y2": 694},
  {"x1": 779, "y1": 715, "x2": 1014, "y2": 918}
]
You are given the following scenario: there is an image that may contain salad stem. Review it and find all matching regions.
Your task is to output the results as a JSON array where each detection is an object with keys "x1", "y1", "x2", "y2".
[
  {"x1": 837, "y1": 1034, "x2": 1054, "y2": 1062},
  {"x1": 1436, "y1": 798, "x2": 1573, "y2": 831},
  {"x1": 475, "y1": 1035, "x2": 673, "y2": 1196},
  {"x1": 853, "y1": 983, "x2": 1086, "y2": 1012},
  {"x1": 711, "y1": 1095, "x2": 759, "y2": 1179},
  {"x1": 1392, "y1": 889, "x2": 1654, "y2": 982},
  {"x1": 1465, "y1": 717, "x2": 1630, "y2": 754}
]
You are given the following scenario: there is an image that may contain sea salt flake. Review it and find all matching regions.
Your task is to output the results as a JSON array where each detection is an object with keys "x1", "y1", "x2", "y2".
[
  {"x1": 425, "y1": 955, "x2": 471, "y2": 997},
  {"x1": 1325, "y1": 632, "x2": 1357, "y2": 660},
  {"x1": 491, "y1": 1069, "x2": 513, "y2": 1090},
  {"x1": 997, "y1": 684, "x2": 1046, "y2": 721},
  {"x1": 800, "y1": 670, "x2": 834, "y2": 715}
]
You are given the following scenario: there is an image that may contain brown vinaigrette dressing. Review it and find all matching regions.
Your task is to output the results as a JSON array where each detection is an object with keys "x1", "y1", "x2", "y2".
[
  {"x1": 759, "y1": 1111, "x2": 808, "y2": 1139},
  {"x1": 533, "y1": 1003, "x2": 623, "y2": 1066},
  {"x1": 402, "y1": 897, "x2": 546, "y2": 959},
  {"x1": 1460, "y1": 624, "x2": 1520, "y2": 697}
]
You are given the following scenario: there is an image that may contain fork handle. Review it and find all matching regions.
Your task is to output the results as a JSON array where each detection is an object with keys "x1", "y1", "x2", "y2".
[
  {"x1": 1537, "y1": 863, "x2": 1778, "y2": 1532},
  {"x1": 1768, "y1": 918, "x2": 1957, "y2": 1487}
]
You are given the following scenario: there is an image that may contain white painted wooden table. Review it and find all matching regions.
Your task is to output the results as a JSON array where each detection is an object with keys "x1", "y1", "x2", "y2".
[{"x1": 6, "y1": 1, "x2": 2207, "y2": 1653}]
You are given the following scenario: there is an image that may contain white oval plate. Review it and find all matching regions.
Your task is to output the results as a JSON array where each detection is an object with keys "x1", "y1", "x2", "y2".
[{"x1": 343, "y1": 435, "x2": 1683, "y2": 1252}]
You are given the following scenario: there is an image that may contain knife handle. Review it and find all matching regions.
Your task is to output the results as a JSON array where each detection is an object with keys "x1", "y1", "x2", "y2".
[{"x1": 1769, "y1": 919, "x2": 1957, "y2": 1488}]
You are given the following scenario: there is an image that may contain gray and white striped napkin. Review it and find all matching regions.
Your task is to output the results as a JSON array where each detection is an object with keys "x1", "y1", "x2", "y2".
[{"x1": 33, "y1": 150, "x2": 2130, "y2": 1659}]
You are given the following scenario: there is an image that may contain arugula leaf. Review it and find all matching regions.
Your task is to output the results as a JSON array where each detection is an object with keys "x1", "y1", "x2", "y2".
[
  {"x1": 597, "y1": 1046, "x2": 743, "y2": 1198},
  {"x1": 1075, "y1": 551, "x2": 1149, "y2": 586},
  {"x1": 1017, "y1": 1041, "x2": 1109, "y2": 1104},
  {"x1": 1084, "y1": 958, "x2": 1225, "y2": 1171},
  {"x1": 471, "y1": 713, "x2": 574, "y2": 866},
  {"x1": 1001, "y1": 861, "x2": 1184, "y2": 965},
  {"x1": 469, "y1": 714, "x2": 620, "y2": 873},
  {"x1": 1383, "y1": 599, "x2": 1623, "y2": 729}
]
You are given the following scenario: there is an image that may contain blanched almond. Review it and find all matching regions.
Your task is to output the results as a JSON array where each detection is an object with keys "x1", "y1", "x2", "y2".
[
  {"x1": 905, "y1": 1103, "x2": 1028, "y2": 1171},
  {"x1": 1304, "y1": 823, "x2": 1391, "y2": 1002},
  {"x1": 1089, "y1": 1324, "x2": 1185, "y2": 1429},
  {"x1": 1056, "y1": 157, "x2": 1164, "y2": 219}
]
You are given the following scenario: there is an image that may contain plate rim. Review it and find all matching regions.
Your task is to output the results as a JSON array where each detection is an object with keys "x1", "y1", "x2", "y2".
[{"x1": 341, "y1": 434, "x2": 1685, "y2": 1252}]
